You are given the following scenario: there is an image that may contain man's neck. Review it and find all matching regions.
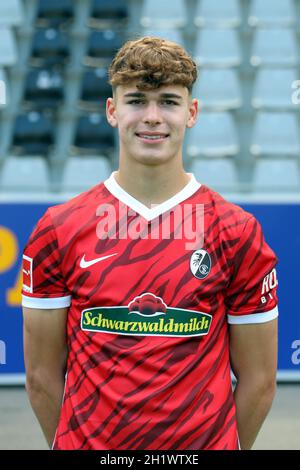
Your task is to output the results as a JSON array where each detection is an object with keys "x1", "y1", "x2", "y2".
[{"x1": 114, "y1": 162, "x2": 190, "y2": 208}]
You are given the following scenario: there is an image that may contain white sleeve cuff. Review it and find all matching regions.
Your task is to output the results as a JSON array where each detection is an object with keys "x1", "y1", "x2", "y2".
[
  {"x1": 227, "y1": 305, "x2": 278, "y2": 325},
  {"x1": 22, "y1": 294, "x2": 71, "y2": 309}
]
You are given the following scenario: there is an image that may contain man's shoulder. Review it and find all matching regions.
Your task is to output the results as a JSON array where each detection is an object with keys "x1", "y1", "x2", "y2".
[
  {"x1": 47, "y1": 181, "x2": 108, "y2": 226},
  {"x1": 199, "y1": 184, "x2": 253, "y2": 224}
]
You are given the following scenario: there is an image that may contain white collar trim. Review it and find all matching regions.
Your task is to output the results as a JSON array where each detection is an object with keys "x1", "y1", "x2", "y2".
[{"x1": 104, "y1": 172, "x2": 201, "y2": 221}]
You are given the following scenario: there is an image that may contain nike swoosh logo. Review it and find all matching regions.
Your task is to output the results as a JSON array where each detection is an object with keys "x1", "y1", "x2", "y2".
[
  {"x1": 80, "y1": 253, "x2": 118, "y2": 268},
  {"x1": 22, "y1": 269, "x2": 31, "y2": 276}
]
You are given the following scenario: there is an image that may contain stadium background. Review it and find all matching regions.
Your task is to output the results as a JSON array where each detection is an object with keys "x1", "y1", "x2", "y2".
[{"x1": 0, "y1": 0, "x2": 299, "y2": 449}]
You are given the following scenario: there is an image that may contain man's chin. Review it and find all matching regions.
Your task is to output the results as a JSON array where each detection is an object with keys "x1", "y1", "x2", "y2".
[{"x1": 133, "y1": 153, "x2": 173, "y2": 166}]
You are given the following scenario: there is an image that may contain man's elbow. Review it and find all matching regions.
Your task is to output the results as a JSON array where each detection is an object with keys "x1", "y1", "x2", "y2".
[
  {"x1": 240, "y1": 370, "x2": 277, "y2": 404},
  {"x1": 25, "y1": 369, "x2": 48, "y2": 400},
  {"x1": 25, "y1": 365, "x2": 64, "y2": 399}
]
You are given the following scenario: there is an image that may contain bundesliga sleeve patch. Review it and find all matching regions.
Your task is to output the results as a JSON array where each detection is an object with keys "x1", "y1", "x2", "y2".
[{"x1": 22, "y1": 255, "x2": 33, "y2": 293}]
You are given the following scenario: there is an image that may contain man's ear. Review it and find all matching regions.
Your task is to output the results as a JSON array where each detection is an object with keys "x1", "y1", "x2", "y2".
[
  {"x1": 106, "y1": 97, "x2": 118, "y2": 128},
  {"x1": 186, "y1": 98, "x2": 199, "y2": 129}
]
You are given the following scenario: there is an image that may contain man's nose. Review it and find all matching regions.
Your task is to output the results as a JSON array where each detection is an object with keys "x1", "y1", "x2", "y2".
[{"x1": 143, "y1": 102, "x2": 162, "y2": 125}]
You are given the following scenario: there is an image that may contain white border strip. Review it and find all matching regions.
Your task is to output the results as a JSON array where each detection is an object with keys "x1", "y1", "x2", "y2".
[
  {"x1": 22, "y1": 295, "x2": 71, "y2": 309},
  {"x1": 276, "y1": 370, "x2": 300, "y2": 382},
  {"x1": 227, "y1": 306, "x2": 278, "y2": 324},
  {"x1": 0, "y1": 374, "x2": 26, "y2": 385}
]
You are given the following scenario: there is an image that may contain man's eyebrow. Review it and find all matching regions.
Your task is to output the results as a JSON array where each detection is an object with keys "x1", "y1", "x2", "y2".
[
  {"x1": 123, "y1": 92, "x2": 183, "y2": 100},
  {"x1": 123, "y1": 92, "x2": 145, "y2": 98}
]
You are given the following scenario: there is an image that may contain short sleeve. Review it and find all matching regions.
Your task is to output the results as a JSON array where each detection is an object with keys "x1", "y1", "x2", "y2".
[
  {"x1": 21, "y1": 208, "x2": 71, "y2": 309},
  {"x1": 226, "y1": 215, "x2": 278, "y2": 324}
]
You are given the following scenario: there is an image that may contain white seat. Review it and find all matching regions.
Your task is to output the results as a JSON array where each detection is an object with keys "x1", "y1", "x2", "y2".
[
  {"x1": 187, "y1": 112, "x2": 239, "y2": 158},
  {"x1": 0, "y1": 156, "x2": 49, "y2": 192},
  {"x1": 253, "y1": 159, "x2": 300, "y2": 191},
  {"x1": 191, "y1": 159, "x2": 239, "y2": 191},
  {"x1": 251, "y1": 29, "x2": 298, "y2": 67},
  {"x1": 194, "y1": 29, "x2": 241, "y2": 67},
  {"x1": 194, "y1": 69, "x2": 242, "y2": 111},
  {"x1": 252, "y1": 69, "x2": 297, "y2": 110},
  {"x1": 194, "y1": 0, "x2": 241, "y2": 28},
  {"x1": 0, "y1": 28, "x2": 17, "y2": 66},
  {"x1": 140, "y1": 0, "x2": 187, "y2": 29},
  {"x1": 0, "y1": 0, "x2": 23, "y2": 27},
  {"x1": 62, "y1": 156, "x2": 111, "y2": 192},
  {"x1": 248, "y1": 0, "x2": 295, "y2": 27},
  {"x1": 251, "y1": 112, "x2": 300, "y2": 157},
  {"x1": 141, "y1": 29, "x2": 185, "y2": 47}
]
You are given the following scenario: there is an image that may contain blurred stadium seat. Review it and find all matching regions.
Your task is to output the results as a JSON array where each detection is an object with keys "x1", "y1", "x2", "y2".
[
  {"x1": 62, "y1": 156, "x2": 111, "y2": 192},
  {"x1": 35, "y1": 0, "x2": 74, "y2": 27},
  {"x1": 1, "y1": 156, "x2": 49, "y2": 192},
  {"x1": 190, "y1": 159, "x2": 239, "y2": 191},
  {"x1": 194, "y1": 0, "x2": 241, "y2": 28},
  {"x1": 250, "y1": 112, "x2": 300, "y2": 157},
  {"x1": 31, "y1": 28, "x2": 70, "y2": 67},
  {"x1": 194, "y1": 29, "x2": 241, "y2": 67},
  {"x1": 73, "y1": 113, "x2": 115, "y2": 155},
  {"x1": 252, "y1": 68, "x2": 297, "y2": 110},
  {"x1": 248, "y1": 0, "x2": 295, "y2": 27},
  {"x1": 140, "y1": 0, "x2": 187, "y2": 28},
  {"x1": 0, "y1": 27, "x2": 17, "y2": 66},
  {"x1": 0, "y1": 0, "x2": 23, "y2": 27},
  {"x1": 85, "y1": 30, "x2": 124, "y2": 66},
  {"x1": 250, "y1": 29, "x2": 298, "y2": 67},
  {"x1": 253, "y1": 159, "x2": 300, "y2": 191},
  {"x1": 79, "y1": 67, "x2": 111, "y2": 112},
  {"x1": 88, "y1": 0, "x2": 128, "y2": 28},
  {"x1": 23, "y1": 68, "x2": 64, "y2": 110},
  {"x1": 188, "y1": 112, "x2": 239, "y2": 158},
  {"x1": 194, "y1": 69, "x2": 242, "y2": 111},
  {"x1": 12, "y1": 111, "x2": 55, "y2": 156}
]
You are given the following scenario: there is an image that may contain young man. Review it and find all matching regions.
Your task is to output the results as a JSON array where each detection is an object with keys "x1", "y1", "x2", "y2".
[{"x1": 22, "y1": 37, "x2": 278, "y2": 450}]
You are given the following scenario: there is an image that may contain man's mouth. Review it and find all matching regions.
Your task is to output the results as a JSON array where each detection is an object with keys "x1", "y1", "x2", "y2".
[{"x1": 135, "y1": 133, "x2": 169, "y2": 142}]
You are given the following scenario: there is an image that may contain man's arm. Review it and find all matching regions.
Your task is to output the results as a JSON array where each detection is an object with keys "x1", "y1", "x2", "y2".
[
  {"x1": 23, "y1": 306, "x2": 68, "y2": 448},
  {"x1": 229, "y1": 317, "x2": 278, "y2": 450}
]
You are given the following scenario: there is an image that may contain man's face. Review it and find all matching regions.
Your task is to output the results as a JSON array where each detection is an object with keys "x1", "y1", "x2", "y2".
[{"x1": 106, "y1": 83, "x2": 198, "y2": 166}]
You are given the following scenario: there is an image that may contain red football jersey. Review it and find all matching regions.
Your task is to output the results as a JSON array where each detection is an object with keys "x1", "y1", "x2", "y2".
[{"x1": 22, "y1": 173, "x2": 278, "y2": 450}]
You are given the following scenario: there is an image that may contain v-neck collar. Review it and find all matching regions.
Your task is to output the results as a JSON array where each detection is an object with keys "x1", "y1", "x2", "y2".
[{"x1": 104, "y1": 172, "x2": 201, "y2": 221}]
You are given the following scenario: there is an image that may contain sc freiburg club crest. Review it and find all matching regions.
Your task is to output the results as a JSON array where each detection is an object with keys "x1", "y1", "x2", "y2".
[{"x1": 190, "y1": 249, "x2": 212, "y2": 280}]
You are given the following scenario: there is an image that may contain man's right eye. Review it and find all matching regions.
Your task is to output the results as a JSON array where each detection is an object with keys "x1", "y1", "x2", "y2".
[{"x1": 127, "y1": 100, "x2": 145, "y2": 105}]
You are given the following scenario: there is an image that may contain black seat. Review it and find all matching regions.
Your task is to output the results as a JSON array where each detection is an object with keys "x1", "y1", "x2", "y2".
[
  {"x1": 80, "y1": 68, "x2": 111, "y2": 111},
  {"x1": 73, "y1": 113, "x2": 115, "y2": 155},
  {"x1": 89, "y1": 0, "x2": 128, "y2": 27},
  {"x1": 31, "y1": 28, "x2": 70, "y2": 67},
  {"x1": 12, "y1": 111, "x2": 55, "y2": 156},
  {"x1": 23, "y1": 68, "x2": 64, "y2": 110},
  {"x1": 85, "y1": 30, "x2": 124, "y2": 66},
  {"x1": 36, "y1": 0, "x2": 74, "y2": 27}
]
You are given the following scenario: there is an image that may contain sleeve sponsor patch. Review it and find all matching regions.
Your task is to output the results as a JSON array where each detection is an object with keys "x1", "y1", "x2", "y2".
[{"x1": 22, "y1": 255, "x2": 33, "y2": 293}]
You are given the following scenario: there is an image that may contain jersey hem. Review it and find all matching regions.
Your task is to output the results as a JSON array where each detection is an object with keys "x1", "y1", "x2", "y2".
[
  {"x1": 227, "y1": 305, "x2": 278, "y2": 324},
  {"x1": 22, "y1": 294, "x2": 71, "y2": 309}
]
